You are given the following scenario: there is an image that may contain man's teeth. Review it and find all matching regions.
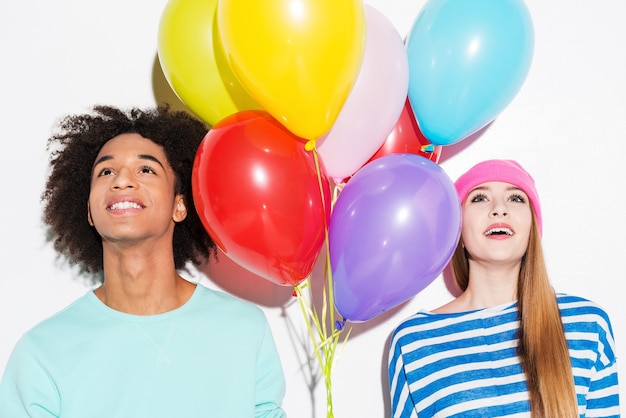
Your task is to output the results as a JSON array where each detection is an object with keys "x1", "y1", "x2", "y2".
[
  {"x1": 485, "y1": 228, "x2": 513, "y2": 236},
  {"x1": 110, "y1": 201, "x2": 142, "y2": 210}
]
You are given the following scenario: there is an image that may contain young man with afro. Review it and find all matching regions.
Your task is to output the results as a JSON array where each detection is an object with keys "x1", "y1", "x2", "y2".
[{"x1": 0, "y1": 105, "x2": 286, "y2": 417}]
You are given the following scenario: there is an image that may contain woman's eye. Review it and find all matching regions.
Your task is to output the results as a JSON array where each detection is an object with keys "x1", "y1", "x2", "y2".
[
  {"x1": 509, "y1": 194, "x2": 526, "y2": 203},
  {"x1": 140, "y1": 166, "x2": 155, "y2": 174},
  {"x1": 470, "y1": 193, "x2": 488, "y2": 203}
]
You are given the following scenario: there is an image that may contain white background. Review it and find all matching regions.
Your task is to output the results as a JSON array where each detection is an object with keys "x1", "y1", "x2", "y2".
[{"x1": 0, "y1": 1, "x2": 624, "y2": 417}]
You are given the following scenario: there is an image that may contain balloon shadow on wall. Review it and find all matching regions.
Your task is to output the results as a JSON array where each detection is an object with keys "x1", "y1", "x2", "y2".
[
  {"x1": 151, "y1": 55, "x2": 204, "y2": 121},
  {"x1": 376, "y1": 269, "x2": 461, "y2": 418},
  {"x1": 199, "y1": 252, "x2": 295, "y2": 308},
  {"x1": 437, "y1": 121, "x2": 494, "y2": 165},
  {"x1": 341, "y1": 297, "x2": 416, "y2": 339},
  {"x1": 380, "y1": 330, "x2": 393, "y2": 418}
]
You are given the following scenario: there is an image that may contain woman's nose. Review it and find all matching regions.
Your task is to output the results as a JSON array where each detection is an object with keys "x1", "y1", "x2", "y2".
[{"x1": 490, "y1": 200, "x2": 508, "y2": 217}]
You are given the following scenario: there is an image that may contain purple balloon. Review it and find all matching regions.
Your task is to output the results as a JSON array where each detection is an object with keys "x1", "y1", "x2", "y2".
[{"x1": 330, "y1": 154, "x2": 461, "y2": 322}]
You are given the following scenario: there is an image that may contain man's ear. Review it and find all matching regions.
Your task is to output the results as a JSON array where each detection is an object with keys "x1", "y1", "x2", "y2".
[
  {"x1": 172, "y1": 194, "x2": 188, "y2": 223},
  {"x1": 87, "y1": 202, "x2": 94, "y2": 226}
]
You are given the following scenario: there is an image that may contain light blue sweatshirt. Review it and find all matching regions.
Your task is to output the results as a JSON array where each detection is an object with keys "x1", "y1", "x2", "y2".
[{"x1": 0, "y1": 285, "x2": 286, "y2": 418}]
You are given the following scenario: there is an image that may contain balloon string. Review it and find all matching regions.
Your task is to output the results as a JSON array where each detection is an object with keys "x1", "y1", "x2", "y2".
[
  {"x1": 308, "y1": 140, "x2": 336, "y2": 331},
  {"x1": 292, "y1": 140, "x2": 350, "y2": 418},
  {"x1": 293, "y1": 278, "x2": 346, "y2": 418}
]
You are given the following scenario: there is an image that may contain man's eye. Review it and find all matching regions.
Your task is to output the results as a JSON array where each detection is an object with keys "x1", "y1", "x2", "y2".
[
  {"x1": 99, "y1": 168, "x2": 113, "y2": 176},
  {"x1": 141, "y1": 166, "x2": 155, "y2": 174}
]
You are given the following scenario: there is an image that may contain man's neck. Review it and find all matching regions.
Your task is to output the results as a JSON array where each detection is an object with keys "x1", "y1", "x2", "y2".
[{"x1": 95, "y1": 244, "x2": 196, "y2": 315}]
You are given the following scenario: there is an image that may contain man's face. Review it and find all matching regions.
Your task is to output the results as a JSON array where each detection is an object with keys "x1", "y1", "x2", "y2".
[{"x1": 88, "y1": 133, "x2": 186, "y2": 245}]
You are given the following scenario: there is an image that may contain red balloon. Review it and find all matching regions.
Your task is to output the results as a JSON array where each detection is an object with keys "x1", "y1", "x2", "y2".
[
  {"x1": 367, "y1": 98, "x2": 442, "y2": 164},
  {"x1": 192, "y1": 110, "x2": 331, "y2": 286}
]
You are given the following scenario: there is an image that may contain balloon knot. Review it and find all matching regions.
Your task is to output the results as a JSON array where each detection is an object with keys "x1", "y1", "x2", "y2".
[
  {"x1": 421, "y1": 144, "x2": 435, "y2": 153},
  {"x1": 292, "y1": 291, "x2": 298, "y2": 298},
  {"x1": 335, "y1": 319, "x2": 346, "y2": 331},
  {"x1": 305, "y1": 140, "x2": 316, "y2": 152}
]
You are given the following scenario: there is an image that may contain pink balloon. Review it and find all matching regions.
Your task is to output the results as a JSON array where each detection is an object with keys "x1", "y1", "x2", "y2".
[{"x1": 317, "y1": 5, "x2": 408, "y2": 182}]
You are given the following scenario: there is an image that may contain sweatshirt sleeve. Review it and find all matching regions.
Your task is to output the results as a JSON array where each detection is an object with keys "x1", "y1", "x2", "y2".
[
  {"x1": 253, "y1": 318, "x2": 286, "y2": 418},
  {"x1": 0, "y1": 335, "x2": 61, "y2": 418}
]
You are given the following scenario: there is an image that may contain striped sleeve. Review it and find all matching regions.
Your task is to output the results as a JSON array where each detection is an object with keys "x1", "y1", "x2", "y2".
[{"x1": 558, "y1": 294, "x2": 620, "y2": 417}]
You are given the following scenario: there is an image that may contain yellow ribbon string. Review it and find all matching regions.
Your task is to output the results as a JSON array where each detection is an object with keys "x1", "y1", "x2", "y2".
[{"x1": 293, "y1": 139, "x2": 350, "y2": 418}]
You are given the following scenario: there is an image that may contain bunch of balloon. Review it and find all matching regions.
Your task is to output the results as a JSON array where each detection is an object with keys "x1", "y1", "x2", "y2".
[
  {"x1": 329, "y1": 154, "x2": 461, "y2": 324},
  {"x1": 405, "y1": 0, "x2": 535, "y2": 147},
  {"x1": 160, "y1": 0, "x2": 369, "y2": 415}
]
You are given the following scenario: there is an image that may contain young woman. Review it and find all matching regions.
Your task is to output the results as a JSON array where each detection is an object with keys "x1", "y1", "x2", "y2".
[
  {"x1": 388, "y1": 159, "x2": 619, "y2": 417},
  {"x1": 0, "y1": 105, "x2": 286, "y2": 417}
]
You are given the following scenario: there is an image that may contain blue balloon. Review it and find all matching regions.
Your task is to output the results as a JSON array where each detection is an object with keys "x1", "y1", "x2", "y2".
[
  {"x1": 330, "y1": 154, "x2": 461, "y2": 322},
  {"x1": 406, "y1": 0, "x2": 534, "y2": 146}
]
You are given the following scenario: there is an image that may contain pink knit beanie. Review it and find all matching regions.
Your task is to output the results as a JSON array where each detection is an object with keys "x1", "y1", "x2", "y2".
[{"x1": 454, "y1": 159, "x2": 542, "y2": 236}]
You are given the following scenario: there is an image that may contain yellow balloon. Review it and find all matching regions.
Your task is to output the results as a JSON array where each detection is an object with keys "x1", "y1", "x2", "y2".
[
  {"x1": 158, "y1": 0, "x2": 261, "y2": 126},
  {"x1": 218, "y1": 0, "x2": 366, "y2": 140}
]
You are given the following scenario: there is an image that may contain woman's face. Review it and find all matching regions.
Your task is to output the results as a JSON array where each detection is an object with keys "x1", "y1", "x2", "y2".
[{"x1": 461, "y1": 181, "x2": 533, "y2": 267}]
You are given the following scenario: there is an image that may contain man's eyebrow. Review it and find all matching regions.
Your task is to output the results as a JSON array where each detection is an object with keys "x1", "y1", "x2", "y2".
[
  {"x1": 92, "y1": 155, "x2": 112, "y2": 168},
  {"x1": 92, "y1": 154, "x2": 166, "y2": 170},
  {"x1": 138, "y1": 154, "x2": 166, "y2": 169}
]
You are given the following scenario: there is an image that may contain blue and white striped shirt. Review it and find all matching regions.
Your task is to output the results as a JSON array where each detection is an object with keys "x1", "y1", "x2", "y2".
[{"x1": 388, "y1": 294, "x2": 620, "y2": 417}]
